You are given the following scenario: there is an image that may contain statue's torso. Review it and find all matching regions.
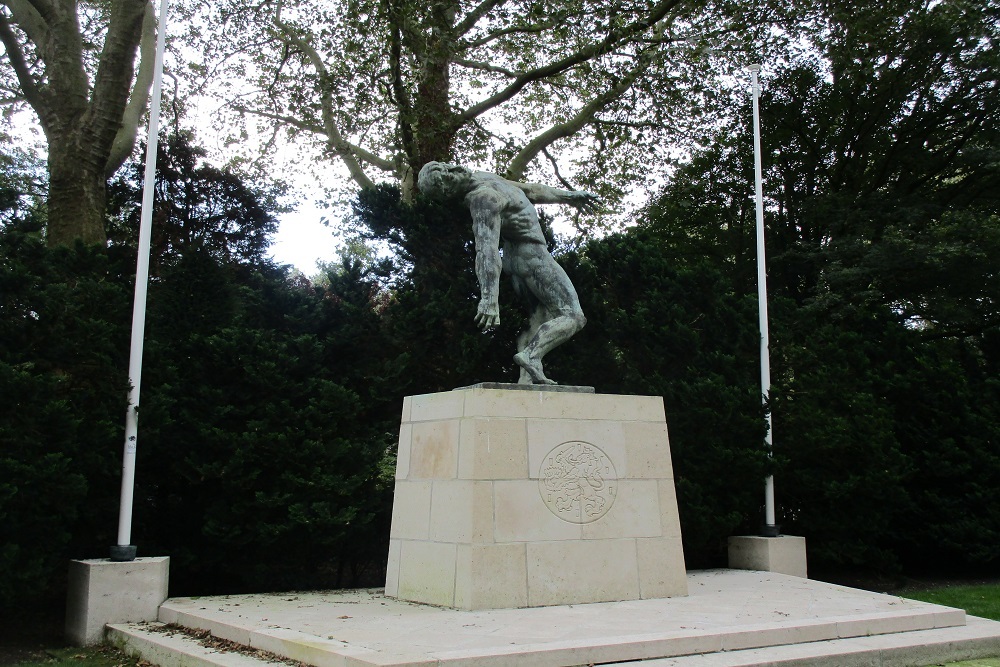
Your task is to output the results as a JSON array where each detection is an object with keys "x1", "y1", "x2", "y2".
[{"x1": 467, "y1": 174, "x2": 547, "y2": 245}]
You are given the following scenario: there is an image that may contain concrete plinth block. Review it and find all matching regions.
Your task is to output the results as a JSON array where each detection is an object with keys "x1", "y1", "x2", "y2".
[
  {"x1": 728, "y1": 535, "x2": 807, "y2": 578},
  {"x1": 66, "y1": 556, "x2": 169, "y2": 645},
  {"x1": 387, "y1": 387, "x2": 687, "y2": 609}
]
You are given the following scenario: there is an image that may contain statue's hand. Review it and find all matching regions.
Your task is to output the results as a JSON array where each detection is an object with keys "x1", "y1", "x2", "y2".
[
  {"x1": 570, "y1": 191, "x2": 600, "y2": 213},
  {"x1": 475, "y1": 300, "x2": 500, "y2": 329}
]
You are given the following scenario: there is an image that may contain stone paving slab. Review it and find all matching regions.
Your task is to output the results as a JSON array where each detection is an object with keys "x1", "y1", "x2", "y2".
[{"x1": 141, "y1": 570, "x2": 974, "y2": 667}]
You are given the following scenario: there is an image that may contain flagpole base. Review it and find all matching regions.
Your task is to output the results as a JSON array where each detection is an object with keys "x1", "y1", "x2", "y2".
[
  {"x1": 759, "y1": 523, "x2": 781, "y2": 537},
  {"x1": 109, "y1": 545, "x2": 137, "y2": 562}
]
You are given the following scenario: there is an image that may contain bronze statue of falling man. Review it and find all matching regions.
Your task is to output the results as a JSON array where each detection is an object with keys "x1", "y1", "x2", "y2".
[{"x1": 418, "y1": 162, "x2": 599, "y2": 386}]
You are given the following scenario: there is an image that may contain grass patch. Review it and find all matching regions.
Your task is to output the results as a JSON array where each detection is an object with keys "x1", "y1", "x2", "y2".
[
  {"x1": 9, "y1": 646, "x2": 149, "y2": 667},
  {"x1": 902, "y1": 584, "x2": 1000, "y2": 622},
  {"x1": 902, "y1": 584, "x2": 1000, "y2": 667}
]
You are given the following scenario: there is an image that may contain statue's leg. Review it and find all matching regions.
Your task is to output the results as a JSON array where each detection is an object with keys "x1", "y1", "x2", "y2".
[
  {"x1": 511, "y1": 245, "x2": 586, "y2": 385},
  {"x1": 516, "y1": 304, "x2": 552, "y2": 384},
  {"x1": 511, "y1": 271, "x2": 550, "y2": 383}
]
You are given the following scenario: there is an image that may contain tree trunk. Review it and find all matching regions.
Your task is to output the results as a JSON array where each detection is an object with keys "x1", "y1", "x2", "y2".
[
  {"x1": 47, "y1": 141, "x2": 109, "y2": 247},
  {"x1": 410, "y1": 1, "x2": 460, "y2": 175}
]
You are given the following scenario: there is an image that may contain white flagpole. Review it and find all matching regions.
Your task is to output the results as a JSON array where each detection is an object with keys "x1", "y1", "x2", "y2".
[
  {"x1": 749, "y1": 64, "x2": 778, "y2": 537},
  {"x1": 111, "y1": 0, "x2": 169, "y2": 562}
]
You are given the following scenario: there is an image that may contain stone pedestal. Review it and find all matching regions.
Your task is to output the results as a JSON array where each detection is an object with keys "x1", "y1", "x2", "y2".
[
  {"x1": 66, "y1": 557, "x2": 170, "y2": 645},
  {"x1": 728, "y1": 535, "x2": 807, "y2": 578},
  {"x1": 385, "y1": 386, "x2": 687, "y2": 610}
]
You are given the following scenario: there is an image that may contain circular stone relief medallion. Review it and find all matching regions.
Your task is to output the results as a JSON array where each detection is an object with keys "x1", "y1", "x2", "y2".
[{"x1": 538, "y1": 441, "x2": 618, "y2": 523}]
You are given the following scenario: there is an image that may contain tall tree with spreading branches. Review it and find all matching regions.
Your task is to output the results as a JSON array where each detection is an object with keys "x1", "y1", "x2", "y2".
[
  {"x1": 196, "y1": 0, "x2": 763, "y2": 206},
  {"x1": 0, "y1": 0, "x2": 155, "y2": 247}
]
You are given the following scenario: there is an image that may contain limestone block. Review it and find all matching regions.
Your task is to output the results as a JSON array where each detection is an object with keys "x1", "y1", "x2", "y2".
[
  {"x1": 429, "y1": 480, "x2": 493, "y2": 543},
  {"x1": 494, "y1": 479, "x2": 582, "y2": 542},
  {"x1": 581, "y1": 479, "x2": 660, "y2": 540},
  {"x1": 395, "y1": 423, "x2": 412, "y2": 479},
  {"x1": 526, "y1": 539, "x2": 640, "y2": 607},
  {"x1": 410, "y1": 390, "x2": 466, "y2": 422},
  {"x1": 409, "y1": 419, "x2": 459, "y2": 478},
  {"x1": 384, "y1": 539, "x2": 402, "y2": 597},
  {"x1": 637, "y1": 537, "x2": 689, "y2": 598},
  {"x1": 454, "y1": 543, "x2": 528, "y2": 610},
  {"x1": 657, "y1": 480, "x2": 684, "y2": 539},
  {"x1": 526, "y1": 419, "x2": 626, "y2": 478},
  {"x1": 728, "y1": 535, "x2": 808, "y2": 578},
  {"x1": 623, "y1": 421, "x2": 674, "y2": 479},
  {"x1": 463, "y1": 389, "x2": 664, "y2": 422},
  {"x1": 457, "y1": 417, "x2": 528, "y2": 480},
  {"x1": 388, "y1": 480, "x2": 432, "y2": 540},
  {"x1": 396, "y1": 541, "x2": 457, "y2": 607},
  {"x1": 65, "y1": 557, "x2": 169, "y2": 646}
]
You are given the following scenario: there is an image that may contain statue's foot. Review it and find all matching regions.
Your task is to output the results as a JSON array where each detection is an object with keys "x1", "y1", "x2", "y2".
[{"x1": 514, "y1": 352, "x2": 557, "y2": 385}]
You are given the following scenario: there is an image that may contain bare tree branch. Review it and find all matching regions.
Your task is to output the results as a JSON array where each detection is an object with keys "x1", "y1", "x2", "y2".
[
  {"x1": 506, "y1": 31, "x2": 669, "y2": 179},
  {"x1": 0, "y1": 10, "x2": 43, "y2": 110},
  {"x1": 2, "y1": 0, "x2": 50, "y2": 50},
  {"x1": 235, "y1": 104, "x2": 396, "y2": 173},
  {"x1": 454, "y1": 0, "x2": 506, "y2": 37},
  {"x1": 85, "y1": 0, "x2": 149, "y2": 154},
  {"x1": 273, "y1": 0, "x2": 376, "y2": 189},
  {"x1": 17, "y1": 0, "x2": 56, "y2": 25},
  {"x1": 387, "y1": 0, "x2": 414, "y2": 161},
  {"x1": 594, "y1": 118, "x2": 662, "y2": 129},
  {"x1": 106, "y1": 0, "x2": 155, "y2": 177},
  {"x1": 461, "y1": 16, "x2": 563, "y2": 49},
  {"x1": 541, "y1": 146, "x2": 575, "y2": 190},
  {"x1": 453, "y1": 57, "x2": 521, "y2": 77},
  {"x1": 459, "y1": 0, "x2": 683, "y2": 123},
  {"x1": 29, "y1": 0, "x2": 90, "y2": 105}
]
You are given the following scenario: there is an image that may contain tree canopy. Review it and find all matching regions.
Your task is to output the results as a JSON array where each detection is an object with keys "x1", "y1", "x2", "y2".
[{"x1": 190, "y1": 0, "x2": 764, "y2": 206}]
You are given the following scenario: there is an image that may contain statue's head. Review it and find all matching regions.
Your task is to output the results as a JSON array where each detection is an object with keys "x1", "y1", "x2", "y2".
[{"x1": 418, "y1": 161, "x2": 473, "y2": 199}]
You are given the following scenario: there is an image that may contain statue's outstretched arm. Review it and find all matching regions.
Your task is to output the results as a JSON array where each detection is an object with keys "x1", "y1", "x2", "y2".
[
  {"x1": 469, "y1": 191, "x2": 503, "y2": 329},
  {"x1": 508, "y1": 180, "x2": 600, "y2": 212}
]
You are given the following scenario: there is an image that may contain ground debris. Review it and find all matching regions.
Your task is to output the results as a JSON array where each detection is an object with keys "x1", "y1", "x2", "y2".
[{"x1": 151, "y1": 624, "x2": 308, "y2": 667}]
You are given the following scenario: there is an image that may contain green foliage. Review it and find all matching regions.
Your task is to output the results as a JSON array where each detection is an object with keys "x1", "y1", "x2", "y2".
[
  {"x1": 553, "y1": 206, "x2": 770, "y2": 564},
  {"x1": 0, "y1": 137, "x2": 395, "y2": 609},
  {"x1": 352, "y1": 185, "x2": 527, "y2": 390},
  {"x1": 0, "y1": 225, "x2": 127, "y2": 609},
  {"x1": 190, "y1": 0, "x2": 764, "y2": 209},
  {"x1": 107, "y1": 132, "x2": 286, "y2": 269},
  {"x1": 904, "y1": 584, "x2": 1000, "y2": 622},
  {"x1": 0, "y1": 134, "x2": 45, "y2": 230},
  {"x1": 11, "y1": 646, "x2": 149, "y2": 667},
  {"x1": 771, "y1": 303, "x2": 915, "y2": 569},
  {"x1": 109, "y1": 143, "x2": 398, "y2": 593},
  {"x1": 134, "y1": 255, "x2": 395, "y2": 592}
]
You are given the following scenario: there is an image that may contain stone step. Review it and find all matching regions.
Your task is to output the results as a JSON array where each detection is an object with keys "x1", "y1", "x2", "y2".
[
  {"x1": 110, "y1": 615, "x2": 1000, "y2": 667},
  {"x1": 107, "y1": 623, "x2": 287, "y2": 667},
  {"x1": 637, "y1": 616, "x2": 1000, "y2": 666}
]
